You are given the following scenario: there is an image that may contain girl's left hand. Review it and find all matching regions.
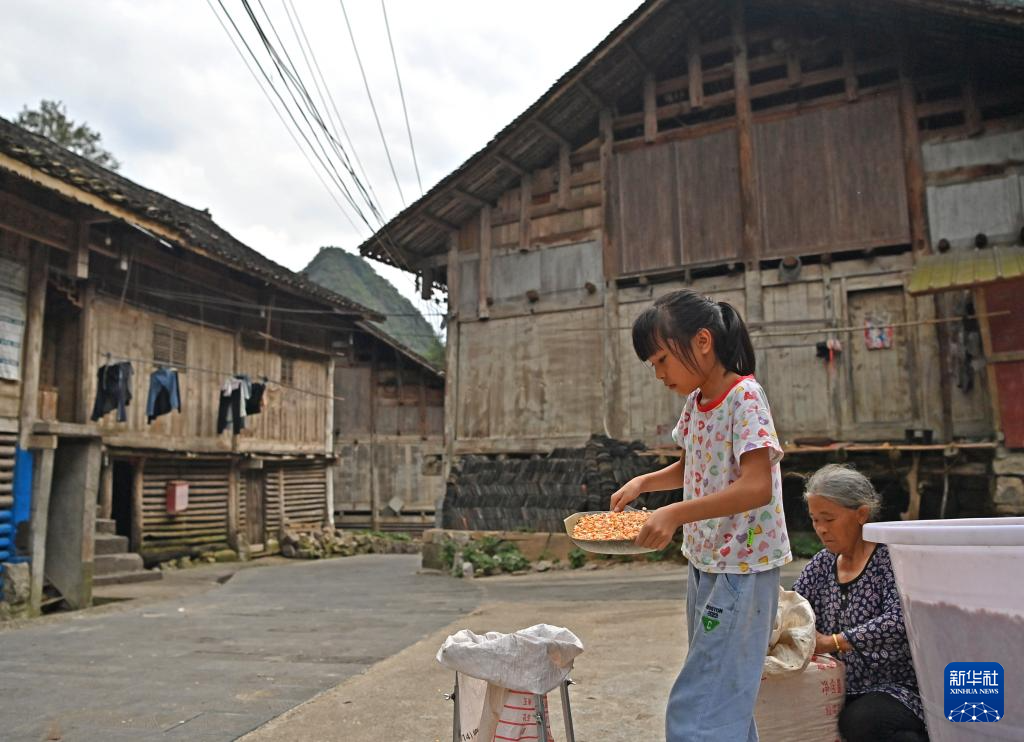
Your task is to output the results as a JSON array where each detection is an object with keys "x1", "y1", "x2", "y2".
[{"x1": 635, "y1": 507, "x2": 680, "y2": 550}]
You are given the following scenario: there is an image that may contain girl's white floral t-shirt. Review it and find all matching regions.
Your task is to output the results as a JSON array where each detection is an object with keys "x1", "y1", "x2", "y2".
[{"x1": 670, "y1": 375, "x2": 792, "y2": 574}]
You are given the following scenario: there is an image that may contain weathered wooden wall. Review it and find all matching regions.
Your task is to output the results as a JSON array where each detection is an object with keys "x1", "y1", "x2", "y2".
[
  {"x1": 88, "y1": 296, "x2": 329, "y2": 453},
  {"x1": 332, "y1": 352, "x2": 444, "y2": 526}
]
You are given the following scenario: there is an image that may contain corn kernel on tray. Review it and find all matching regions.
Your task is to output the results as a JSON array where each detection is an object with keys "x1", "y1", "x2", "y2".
[{"x1": 563, "y1": 510, "x2": 657, "y2": 554}]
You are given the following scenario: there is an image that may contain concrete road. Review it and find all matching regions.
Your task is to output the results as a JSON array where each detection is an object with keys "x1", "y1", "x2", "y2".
[
  {"x1": 0, "y1": 556, "x2": 479, "y2": 741},
  {"x1": 0, "y1": 555, "x2": 805, "y2": 741}
]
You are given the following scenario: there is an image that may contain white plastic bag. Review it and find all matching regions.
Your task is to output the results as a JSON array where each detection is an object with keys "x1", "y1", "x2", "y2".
[
  {"x1": 764, "y1": 587, "x2": 816, "y2": 676},
  {"x1": 437, "y1": 623, "x2": 584, "y2": 694},
  {"x1": 437, "y1": 624, "x2": 583, "y2": 742}
]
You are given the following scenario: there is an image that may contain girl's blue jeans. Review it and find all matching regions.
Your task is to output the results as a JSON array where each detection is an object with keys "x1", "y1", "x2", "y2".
[{"x1": 666, "y1": 564, "x2": 780, "y2": 742}]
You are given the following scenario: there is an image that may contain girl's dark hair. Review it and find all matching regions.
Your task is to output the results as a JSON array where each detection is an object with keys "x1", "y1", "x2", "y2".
[{"x1": 632, "y1": 289, "x2": 756, "y2": 375}]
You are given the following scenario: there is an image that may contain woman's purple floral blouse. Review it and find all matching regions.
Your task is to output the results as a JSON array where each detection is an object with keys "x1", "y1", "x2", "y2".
[{"x1": 793, "y1": 544, "x2": 923, "y2": 719}]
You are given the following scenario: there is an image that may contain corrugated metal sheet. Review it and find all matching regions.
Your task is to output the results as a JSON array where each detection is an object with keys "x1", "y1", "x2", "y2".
[{"x1": 908, "y1": 246, "x2": 1024, "y2": 294}]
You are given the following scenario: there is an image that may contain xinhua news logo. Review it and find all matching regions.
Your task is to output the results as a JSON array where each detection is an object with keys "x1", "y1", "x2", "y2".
[{"x1": 944, "y1": 662, "x2": 1003, "y2": 723}]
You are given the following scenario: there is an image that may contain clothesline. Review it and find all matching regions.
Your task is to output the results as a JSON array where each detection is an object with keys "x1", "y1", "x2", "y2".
[{"x1": 96, "y1": 352, "x2": 346, "y2": 402}]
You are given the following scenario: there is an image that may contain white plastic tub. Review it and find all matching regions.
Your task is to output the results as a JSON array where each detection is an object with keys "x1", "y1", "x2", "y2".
[{"x1": 864, "y1": 517, "x2": 1024, "y2": 741}]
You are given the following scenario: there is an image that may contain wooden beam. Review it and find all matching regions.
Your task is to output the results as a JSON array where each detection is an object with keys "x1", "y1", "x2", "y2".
[
  {"x1": 643, "y1": 73, "x2": 658, "y2": 143},
  {"x1": 0, "y1": 191, "x2": 74, "y2": 250},
  {"x1": 963, "y1": 74, "x2": 982, "y2": 136},
  {"x1": 688, "y1": 31, "x2": 704, "y2": 109},
  {"x1": 624, "y1": 41, "x2": 648, "y2": 72},
  {"x1": 18, "y1": 244, "x2": 48, "y2": 450},
  {"x1": 494, "y1": 153, "x2": 526, "y2": 177},
  {"x1": 478, "y1": 206, "x2": 492, "y2": 319},
  {"x1": 77, "y1": 284, "x2": 96, "y2": 424},
  {"x1": 518, "y1": 174, "x2": 532, "y2": 251},
  {"x1": 842, "y1": 35, "x2": 858, "y2": 101},
  {"x1": 453, "y1": 187, "x2": 490, "y2": 210},
  {"x1": 227, "y1": 458, "x2": 240, "y2": 550},
  {"x1": 28, "y1": 447, "x2": 54, "y2": 616},
  {"x1": 897, "y1": 45, "x2": 930, "y2": 256},
  {"x1": 73, "y1": 221, "x2": 90, "y2": 279},
  {"x1": 420, "y1": 267, "x2": 434, "y2": 301},
  {"x1": 557, "y1": 142, "x2": 571, "y2": 211},
  {"x1": 599, "y1": 108, "x2": 617, "y2": 281},
  {"x1": 423, "y1": 212, "x2": 459, "y2": 234},
  {"x1": 974, "y1": 287, "x2": 1002, "y2": 436},
  {"x1": 732, "y1": 1, "x2": 761, "y2": 261},
  {"x1": 533, "y1": 120, "x2": 570, "y2": 148},
  {"x1": 786, "y1": 36, "x2": 802, "y2": 87},
  {"x1": 576, "y1": 80, "x2": 607, "y2": 109},
  {"x1": 325, "y1": 357, "x2": 335, "y2": 455},
  {"x1": 131, "y1": 458, "x2": 145, "y2": 553},
  {"x1": 443, "y1": 233, "x2": 460, "y2": 483},
  {"x1": 98, "y1": 454, "x2": 113, "y2": 521}
]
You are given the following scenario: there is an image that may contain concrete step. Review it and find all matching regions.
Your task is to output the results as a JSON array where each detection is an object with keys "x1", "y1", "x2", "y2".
[
  {"x1": 96, "y1": 518, "x2": 117, "y2": 535},
  {"x1": 94, "y1": 533, "x2": 130, "y2": 555},
  {"x1": 94, "y1": 552, "x2": 145, "y2": 576},
  {"x1": 92, "y1": 569, "x2": 163, "y2": 587}
]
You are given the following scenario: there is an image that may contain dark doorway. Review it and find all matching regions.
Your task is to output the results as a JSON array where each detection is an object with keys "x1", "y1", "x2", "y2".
[{"x1": 111, "y1": 460, "x2": 134, "y2": 539}]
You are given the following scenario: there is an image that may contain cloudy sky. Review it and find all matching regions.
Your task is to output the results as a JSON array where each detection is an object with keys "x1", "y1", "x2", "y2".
[{"x1": 2, "y1": 0, "x2": 637, "y2": 331}]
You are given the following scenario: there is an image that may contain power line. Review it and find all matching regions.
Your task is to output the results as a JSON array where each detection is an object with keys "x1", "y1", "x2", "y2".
[
  {"x1": 338, "y1": 0, "x2": 406, "y2": 207},
  {"x1": 381, "y1": 0, "x2": 422, "y2": 195},
  {"x1": 205, "y1": 0, "x2": 364, "y2": 237}
]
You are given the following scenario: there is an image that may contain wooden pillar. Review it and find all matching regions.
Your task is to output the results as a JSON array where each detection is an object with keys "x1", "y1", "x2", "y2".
[
  {"x1": 974, "y1": 288, "x2": 1002, "y2": 437},
  {"x1": 28, "y1": 444, "x2": 55, "y2": 616},
  {"x1": 18, "y1": 245, "x2": 48, "y2": 450},
  {"x1": 687, "y1": 32, "x2": 704, "y2": 109},
  {"x1": 418, "y1": 378, "x2": 427, "y2": 438},
  {"x1": 518, "y1": 175, "x2": 532, "y2": 252},
  {"x1": 842, "y1": 34, "x2": 858, "y2": 102},
  {"x1": 602, "y1": 283, "x2": 625, "y2": 440},
  {"x1": 443, "y1": 234, "x2": 461, "y2": 484},
  {"x1": 227, "y1": 458, "x2": 239, "y2": 550},
  {"x1": 78, "y1": 284, "x2": 96, "y2": 424},
  {"x1": 276, "y1": 466, "x2": 286, "y2": 537},
  {"x1": 478, "y1": 206, "x2": 492, "y2": 319},
  {"x1": 744, "y1": 264, "x2": 764, "y2": 327},
  {"x1": 599, "y1": 109, "x2": 616, "y2": 281},
  {"x1": 130, "y1": 458, "x2": 145, "y2": 553},
  {"x1": 98, "y1": 452, "x2": 113, "y2": 520},
  {"x1": 732, "y1": 1, "x2": 761, "y2": 263},
  {"x1": 325, "y1": 460, "x2": 335, "y2": 528},
  {"x1": 557, "y1": 143, "x2": 571, "y2": 211},
  {"x1": 369, "y1": 343, "x2": 380, "y2": 532},
  {"x1": 897, "y1": 46, "x2": 929, "y2": 257},
  {"x1": 643, "y1": 73, "x2": 657, "y2": 143},
  {"x1": 325, "y1": 356, "x2": 335, "y2": 454},
  {"x1": 73, "y1": 221, "x2": 90, "y2": 280}
]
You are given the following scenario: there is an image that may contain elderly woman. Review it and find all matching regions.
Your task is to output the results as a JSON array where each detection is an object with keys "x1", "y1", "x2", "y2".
[{"x1": 793, "y1": 465, "x2": 928, "y2": 742}]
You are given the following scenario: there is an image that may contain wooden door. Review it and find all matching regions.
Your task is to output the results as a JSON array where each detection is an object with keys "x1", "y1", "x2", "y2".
[
  {"x1": 846, "y1": 288, "x2": 914, "y2": 429},
  {"x1": 244, "y1": 470, "x2": 266, "y2": 546}
]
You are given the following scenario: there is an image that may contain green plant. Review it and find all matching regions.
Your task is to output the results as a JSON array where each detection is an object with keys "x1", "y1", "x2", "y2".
[
  {"x1": 790, "y1": 531, "x2": 824, "y2": 559},
  {"x1": 442, "y1": 536, "x2": 532, "y2": 576},
  {"x1": 568, "y1": 547, "x2": 587, "y2": 569}
]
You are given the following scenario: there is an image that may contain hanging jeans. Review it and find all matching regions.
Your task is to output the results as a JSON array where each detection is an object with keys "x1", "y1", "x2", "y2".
[{"x1": 146, "y1": 367, "x2": 181, "y2": 423}]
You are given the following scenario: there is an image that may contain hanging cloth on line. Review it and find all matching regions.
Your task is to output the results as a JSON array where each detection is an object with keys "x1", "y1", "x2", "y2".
[
  {"x1": 146, "y1": 367, "x2": 181, "y2": 423},
  {"x1": 90, "y1": 361, "x2": 133, "y2": 422},
  {"x1": 217, "y1": 374, "x2": 251, "y2": 434}
]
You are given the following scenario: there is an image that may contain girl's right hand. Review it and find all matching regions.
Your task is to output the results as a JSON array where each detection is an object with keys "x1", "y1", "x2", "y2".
[{"x1": 610, "y1": 476, "x2": 645, "y2": 512}]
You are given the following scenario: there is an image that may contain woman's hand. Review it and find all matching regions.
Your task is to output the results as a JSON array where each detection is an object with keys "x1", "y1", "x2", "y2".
[
  {"x1": 610, "y1": 477, "x2": 645, "y2": 512},
  {"x1": 815, "y1": 631, "x2": 851, "y2": 654},
  {"x1": 635, "y1": 507, "x2": 681, "y2": 550}
]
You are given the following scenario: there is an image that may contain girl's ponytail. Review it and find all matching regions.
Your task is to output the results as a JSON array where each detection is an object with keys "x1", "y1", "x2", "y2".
[{"x1": 717, "y1": 301, "x2": 756, "y2": 376}]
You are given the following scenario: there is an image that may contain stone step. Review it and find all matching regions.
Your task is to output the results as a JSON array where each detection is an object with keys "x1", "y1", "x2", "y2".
[
  {"x1": 94, "y1": 552, "x2": 145, "y2": 576},
  {"x1": 92, "y1": 569, "x2": 163, "y2": 587},
  {"x1": 96, "y1": 518, "x2": 117, "y2": 535},
  {"x1": 94, "y1": 533, "x2": 130, "y2": 555}
]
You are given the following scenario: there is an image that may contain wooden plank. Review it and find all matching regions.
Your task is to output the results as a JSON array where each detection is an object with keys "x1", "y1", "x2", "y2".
[
  {"x1": 99, "y1": 455, "x2": 113, "y2": 521},
  {"x1": 444, "y1": 234, "x2": 460, "y2": 482},
  {"x1": 787, "y1": 41, "x2": 802, "y2": 88},
  {"x1": 0, "y1": 191, "x2": 74, "y2": 250},
  {"x1": 643, "y1": 73, "x2": 658, "y2": 143},
  {"x1": 898, "y1": 47, "x2": 930, "y2": 256},
  {"x1": 227, "y1": 458, "x2": 239, "y2": 549},
  {"x1": 533, "y1": 120, "x2": 570, "y2": 148},
  {"x1": 557, "y1": 143, "x2": 571, "y2": 211},
  {"x1": 974, "y1": 288, "x2": 1002, "y2": 435},
  {"x1": 131, "y1": 458, "x2": 145, "y2": 552},
  {"x1": 732, "y1": 1, "x2": 761, "y2": 262},
  {"x1": 842, "y1": 36, "x2": 858, "y2": 101},
  {"x1": 599, "y1": 109, "x2": 616, "y2": 281},
  {"x1": 494, "y1": 153, "x2": 526, "y2": 177},
  {"x1": 28, "y1": 447, "x2": 54, "y2": 616},
  {"x1": 73, "y1": 221, "x2": 90, "y2": 279},
  {"x1": 78, "y1": 284, "x2": 96, "y2": 424},
  {"x1": 18, "y1": 244, "x2": 47, "y2": 450},
  {"x1": 478, "y1": 206, "x2": 492, "y2": 318},
  {"x1": 688, "y1": 31, "x2": 704, "y2": 109},
  {"x1": 453, "y1": 187, "x2": 490, "y2": 210},
  {"x1": 963, "y1": 74, "x2": 982, "y2": 136},
  {"x1": 518, "y1": 174, "x2": 532, "y2": 251},
  {"x1": 675, "y1": 130, "x2": 743, "y2": 265}
]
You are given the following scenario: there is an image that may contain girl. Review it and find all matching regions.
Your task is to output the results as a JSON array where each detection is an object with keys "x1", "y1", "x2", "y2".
[{"x1": 611, "y1": 289, "x2": 791, "y2": 742}]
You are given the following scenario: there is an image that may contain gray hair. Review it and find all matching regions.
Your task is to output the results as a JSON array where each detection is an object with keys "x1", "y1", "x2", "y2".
[{"x1": 803, "y1": 464, "x2": 881, "y2": 518}]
